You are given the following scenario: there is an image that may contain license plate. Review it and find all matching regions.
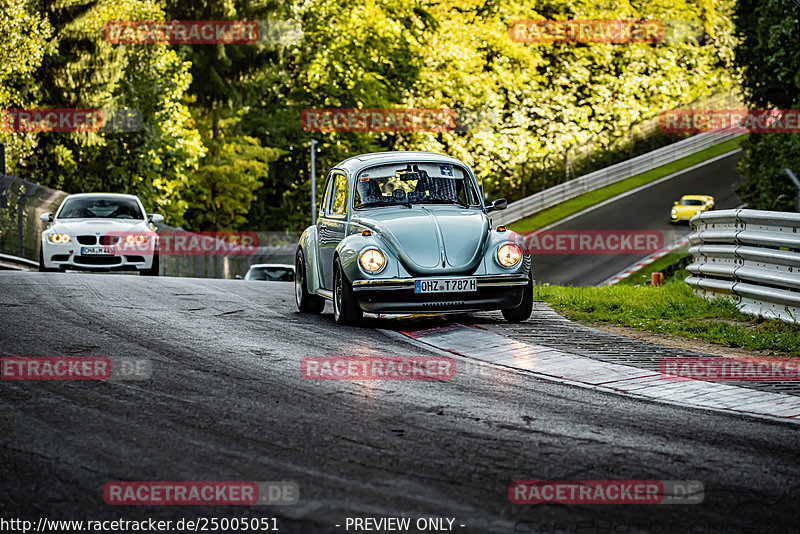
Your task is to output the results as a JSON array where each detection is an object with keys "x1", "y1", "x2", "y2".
[
  {"x1": 81, "y1": 246, "x2": 115, "y2": 255},
  {"x1": 414, "y1": 278, "x2": 477, "y2": 293}
]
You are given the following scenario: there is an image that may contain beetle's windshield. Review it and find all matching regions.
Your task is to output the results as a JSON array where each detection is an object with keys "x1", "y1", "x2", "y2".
[
  {"x1": 354, "y1": 163, "x2": 481, "y2": 209},
  {"x1": 679, "y1": 199, "x2": 705, "y2": 206}
]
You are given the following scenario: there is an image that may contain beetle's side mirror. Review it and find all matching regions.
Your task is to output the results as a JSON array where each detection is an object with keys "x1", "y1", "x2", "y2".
[
  {"x1": 40, "y1": 212, "x2": 53, "y2": 223},
  {"x1": 149, "y1": 214, "x2": 165, "y2": 224},
  {"x1": 488, "y1": 198, "x2": 507, "y2": 211},
  {"x1": 673, "y1": 201, "x2": 679, "y2": 205},
  {"x1": 235, "y1": 274, "x2": 243, "y2": 280}
]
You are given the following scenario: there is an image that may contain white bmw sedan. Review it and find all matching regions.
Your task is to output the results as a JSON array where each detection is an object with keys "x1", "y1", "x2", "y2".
[{"x1": 39, "y1": 193, "x2": 163, "y2": 275}]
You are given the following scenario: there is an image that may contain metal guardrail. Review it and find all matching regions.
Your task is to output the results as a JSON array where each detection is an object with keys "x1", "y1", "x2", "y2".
[
  {"x1": 686, "y1": 209, "x2": 800, "y2": 323},
  {"x1": 0, "y1": 252, "x2": 39, "y2": 270},
  {"x1": 0, "y1": 173, "x2": 68, "y2": 261},
  {"x1": 493, "y1": 129, "x2": 747, "y2": 226}
]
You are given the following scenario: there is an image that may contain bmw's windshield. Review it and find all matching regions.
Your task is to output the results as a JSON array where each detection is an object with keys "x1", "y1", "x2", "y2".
[
  {"x1": 58, "y1": 197, "x2": 144, "y2": 219},
  {"x1": 353, "y1": 162, "x2": 481, "y2": 209}
]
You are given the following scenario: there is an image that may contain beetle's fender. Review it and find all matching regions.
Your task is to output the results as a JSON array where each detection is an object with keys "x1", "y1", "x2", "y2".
[
  {"x1": 298, "y1": 226, "x2": 322, "y2": 294},
  {"x1": 335, "y1": 233, "x2": 404, "y2": 284}
]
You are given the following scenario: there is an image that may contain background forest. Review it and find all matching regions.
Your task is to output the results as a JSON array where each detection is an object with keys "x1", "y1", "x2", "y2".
[{"x1": 0, "y1": 0, "x2": 797, "y2": 230}]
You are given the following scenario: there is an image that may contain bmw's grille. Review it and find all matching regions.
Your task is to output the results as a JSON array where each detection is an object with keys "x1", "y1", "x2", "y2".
[{"x1": 74, "y1": 256, "x2": 121, "y2": 266}]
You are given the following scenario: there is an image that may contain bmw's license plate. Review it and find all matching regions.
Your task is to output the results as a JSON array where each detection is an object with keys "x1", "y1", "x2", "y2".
[
  {"x1": 81, "y1": 246, "x2": 115, "y2": 255},
  {"x1": 415, "y1": 278, "x2": 477, "y2": 293}
]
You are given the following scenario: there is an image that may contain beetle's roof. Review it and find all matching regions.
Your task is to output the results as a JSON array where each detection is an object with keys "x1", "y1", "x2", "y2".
[
  {"x1": 680, "y1": 195, "x2": 714, "y2": 200},
  {"x1": 333, "y1": 151, "x2": 469, "y2": 175}
]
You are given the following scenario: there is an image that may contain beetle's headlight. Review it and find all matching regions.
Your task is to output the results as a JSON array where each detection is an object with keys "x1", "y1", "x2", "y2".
[
  {"x1": 671, "y1": 208, "x2": 678, "y2": 215},
  {"x1": 48, "y1": 233, "x2": 71, "y2": 244},
  {"x1": 125, "y1": 234, "x2": 149, "y2": 245},
  {"x1": 359, "y1": 248, "x2": 385, "y2": 273},
  {"x1": 497, "y1": 244, "x2": 522, "y2": 267}
]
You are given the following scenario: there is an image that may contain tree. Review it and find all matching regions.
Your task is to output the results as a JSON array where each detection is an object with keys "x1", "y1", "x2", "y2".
[
  {"x1": 733, "y1": 0, "x2": 800, "y2": 211},
  {"x1": 15, "y1": 0, "x2": 205, "y2": 225},
  {"x1": 181, "y1": 114, "x2": 283, "y2": 230},
  {"x1": 0, "y1": 0, "x2": 53, "y2": 172}
]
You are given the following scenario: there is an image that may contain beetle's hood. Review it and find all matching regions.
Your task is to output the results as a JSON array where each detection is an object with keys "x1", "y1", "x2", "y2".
[
  {"x1": 51, "y1": 218, "x2": 151, "y2": 234},
  {"x1": 355, "y1": 206, "x2": 489, "y2": 275}
]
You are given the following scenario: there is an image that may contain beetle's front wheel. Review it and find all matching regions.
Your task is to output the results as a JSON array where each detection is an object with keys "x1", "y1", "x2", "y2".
[
  {"x1": 501, "y1": 274, "x2": 533, "y2": 323},
  {"x1": 296, "y1": 248, "x2": 325, "y2": 314},
  {"x1": 333, "y1": 258, "x2": 362, "y2": 325}
]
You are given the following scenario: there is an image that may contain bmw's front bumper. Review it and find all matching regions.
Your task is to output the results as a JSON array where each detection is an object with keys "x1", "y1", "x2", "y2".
[
  {"x1": 351, "y1": 273, "x2": 529, "y2": 314},
  {"x1": 41, "y1": 242, "x2": 156, "y2": 272}
]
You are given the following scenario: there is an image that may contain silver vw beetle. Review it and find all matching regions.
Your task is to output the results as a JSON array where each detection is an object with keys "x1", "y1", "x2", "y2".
[{"x1": 295, "y1": 151, "x2": 532, "y2": 325}]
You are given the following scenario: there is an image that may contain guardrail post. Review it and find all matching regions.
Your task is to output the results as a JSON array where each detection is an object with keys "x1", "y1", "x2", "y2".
[{"x1": 0, "y1": 143, "x2": 5, "y2": 175}]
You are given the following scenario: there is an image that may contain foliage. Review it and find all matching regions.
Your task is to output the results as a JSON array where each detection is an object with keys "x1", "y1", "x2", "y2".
[
  {"x1": 0, "y1": 0, "x2": 53, "y2": 170},
  {"x1": 182, "y1": 116, "x2": 284, "y2": 230},
  {"x1": 733, "y1": 0, "x2": 800, "y2": 211},
  {"x1": 5, "y1": 0, "x2": 740, "y2": 230},
  {"x1": 11, "y1": 0, "x2": 205, "y2": 225},
  {"x1": 249, "y1": 0, "x2": 737, "y2": 230}
]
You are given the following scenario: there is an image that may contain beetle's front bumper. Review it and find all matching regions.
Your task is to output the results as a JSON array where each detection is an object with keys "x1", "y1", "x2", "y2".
[{"x1": 351, "y1": 273, "x2": 529, "y2": 314}]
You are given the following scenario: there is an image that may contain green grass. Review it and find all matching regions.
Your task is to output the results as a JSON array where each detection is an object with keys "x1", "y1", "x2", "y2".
[
  {"x1": 617, "y1": 252, "x2": 689, "y2": 286},
  {"x1": 532, "y1": 280, "x2": 800, "y2": 356},
  {"x1": 509, "y1": 135, "x2": 747, "y2": 234}
]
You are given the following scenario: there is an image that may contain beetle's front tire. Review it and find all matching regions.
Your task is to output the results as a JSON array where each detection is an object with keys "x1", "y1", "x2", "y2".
[
  {"x1": 501, "y1": 274, "x2": 533, "y2": 323},
  {"x1": 296, "y1": 248, "x2": 325, "y2": 314},
  {"x1": 333, "y1": 258, "x2": 362, "y2": 325}
]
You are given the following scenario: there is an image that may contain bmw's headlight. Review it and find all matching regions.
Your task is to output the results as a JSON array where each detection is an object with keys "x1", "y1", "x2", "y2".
[
  {"x1": 125, "y1": 234, "x2": 150, "y2": 245},
  {"x1": 359, "y1": 248, "x2": 385, "y2": 273},
  {"x1": 497, "y1": 244, "x2": 522, "y2": 267},
  {"x1": 47, "y1": 233, "x2": 71, "y2": 244}
]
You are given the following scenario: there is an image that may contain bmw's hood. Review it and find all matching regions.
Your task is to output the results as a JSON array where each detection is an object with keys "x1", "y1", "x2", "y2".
[
  {"x1": 51, "y1": 218, "x2": 151, "y2": 235},
  {"x1": 356, "y1": 206, "x2": 489, "y2": 275}
]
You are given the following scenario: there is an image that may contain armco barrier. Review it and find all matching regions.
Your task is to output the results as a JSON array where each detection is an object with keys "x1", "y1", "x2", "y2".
[
  {"x1": 685, "y1": 209, "x2": 800, "y2": 323},
  {"x1": 492, "y1": 129, "x2": 746, "y2": 226}
]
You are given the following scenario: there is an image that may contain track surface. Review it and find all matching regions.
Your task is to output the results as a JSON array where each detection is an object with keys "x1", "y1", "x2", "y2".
[
  {"x1": 1, "y1": 272, "x2": 799, "y2": 533},
  {"x1": 531, "y1": 151, "x2": 744, "y2": 286}
]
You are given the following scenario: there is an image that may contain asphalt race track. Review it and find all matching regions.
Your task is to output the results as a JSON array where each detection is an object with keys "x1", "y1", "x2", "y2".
[
  {"x1": 530, "y1": 151, "x2": 744, "y2": 286},
  {"x1": 1, "y1": 272, "x2": 799, "y2": 533}
]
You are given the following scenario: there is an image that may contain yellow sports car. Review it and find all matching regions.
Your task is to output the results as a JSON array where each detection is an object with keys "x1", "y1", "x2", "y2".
[{"x1": 670, "y1": 195, "x2": 715, "y2": 223}]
